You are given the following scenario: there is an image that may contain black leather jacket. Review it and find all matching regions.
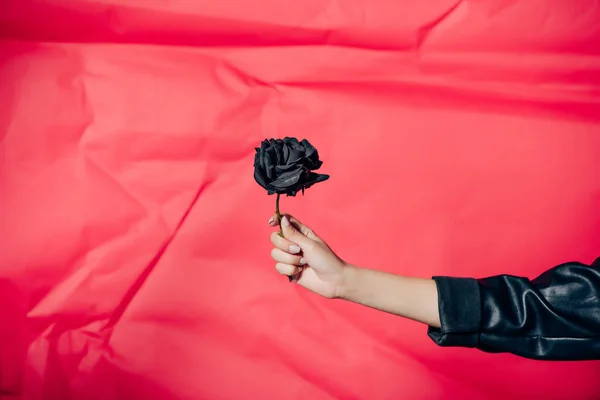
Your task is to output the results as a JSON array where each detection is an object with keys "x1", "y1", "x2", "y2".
[{"x1": 428, "y1": 258, "x2": 600, "y2": 360}]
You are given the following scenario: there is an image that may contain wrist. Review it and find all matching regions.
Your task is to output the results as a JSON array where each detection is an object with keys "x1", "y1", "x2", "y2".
[{"x1": 334, "y1": 263, "x2": 359, "y2": 300}]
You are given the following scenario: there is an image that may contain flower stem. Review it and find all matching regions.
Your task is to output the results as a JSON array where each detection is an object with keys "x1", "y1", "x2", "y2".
[{"x1": 275, "y1": 193, "x2": 283, "y2": 237}]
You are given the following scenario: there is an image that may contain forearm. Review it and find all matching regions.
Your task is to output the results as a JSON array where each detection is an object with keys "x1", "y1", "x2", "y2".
[
  {"x1": 334, "y1": 256, "x2": 600, "y2": 361},
  {"x1": 337, "y1": 265, "x2": 441, "y2": 328}
]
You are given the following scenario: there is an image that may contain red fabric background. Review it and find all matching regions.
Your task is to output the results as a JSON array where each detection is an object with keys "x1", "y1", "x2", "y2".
[{"x1": 1, "y1": 1, "x2": 599, "y2": 399}]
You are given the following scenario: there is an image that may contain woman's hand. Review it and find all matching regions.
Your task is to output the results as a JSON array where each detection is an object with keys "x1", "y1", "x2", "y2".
[
  {"x1": 268, "y1": 213, "x2": 441, "y2": 327},
  {"x1": 268, "y1": 214, "x2": 347, "y2": 298}
]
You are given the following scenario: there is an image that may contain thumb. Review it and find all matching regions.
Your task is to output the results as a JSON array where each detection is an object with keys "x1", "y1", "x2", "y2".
[{"x1": 280, "y1": 215, "x2": 315, "y2": 248}]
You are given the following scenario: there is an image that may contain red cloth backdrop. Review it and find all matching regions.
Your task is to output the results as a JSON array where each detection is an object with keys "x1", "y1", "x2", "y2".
[{"x1": 1, "y1": 1, "x2": 599, "y2": 399}]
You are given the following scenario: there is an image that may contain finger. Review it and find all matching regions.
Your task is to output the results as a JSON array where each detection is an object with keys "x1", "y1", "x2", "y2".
[
  {"x1": 287, "y1": 215, "x2": 319, "y2": 241},
  {"x1": 281, "y1": 215, "x2": 315, "y2": 249},
  {"x1": 268, "y1": 214, "x2": 279, "y2": 227},
  {"x1": 271, "y1": 248, "x2": 306, "y2": 265},
  {"x1": 275, "y1": 263, "x2": 302, "y2": 277},
  {"x1": 269, "y1": 214, "x2": 318, "y2": 241},
  {"x1": 270, "y1": 231, "x2": 302, "y2": 254}
]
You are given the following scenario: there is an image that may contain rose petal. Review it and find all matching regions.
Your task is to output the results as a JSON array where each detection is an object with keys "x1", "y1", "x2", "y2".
[
  {"x1": 284, "y1": 137, "x2": 303, "y2": 150},
  {"x1": 253, "y1": 168, "x2": 269, "y2": 189},
  {"x1": 286, "y1": 147, "x2": 304, "y2": 163},
  {"x1": 301, "y1": 172, "x2": 330, "y2": 188},
  {"x1": 275, "y1": 146, "x2": 284, "y2": 164},
  {"x1": 301, "y1": 139, "x2": 316, "y2": 156},
  {"x1": 268, "y1": 167, "x2": 303, "y2": 189},
  {"x1": 282, "y1": 145, "x2": 289, "y2": 163},
  {"x1": 264, "y1": 151, "x2": 275, "y2": 179},
  {"x1": 274, "y1": 163, "x2": 299, "y2": 173},
  {"x1": 288, "y1": 155, "x2": 321, "y2": 171},
  {"x1": 257, "y1": 147, "x2": 265, "y2": 171}
]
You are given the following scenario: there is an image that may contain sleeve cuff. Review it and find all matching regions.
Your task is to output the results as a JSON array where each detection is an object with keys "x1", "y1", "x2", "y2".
[{"x1": 427, "y1": 276, "x2": 482, "y2": 348}]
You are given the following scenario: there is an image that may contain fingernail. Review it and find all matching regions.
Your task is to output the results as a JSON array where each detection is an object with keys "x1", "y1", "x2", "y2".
[
  {"x1": 299, "y1": 258, "x2": 307, "y2": 265},
  {"x1": 281, "y1": 216, "x2": 290, "y2": 227},
  {"x1": 268, "y1": 216, "x2": 274, "y2": 225},
  {"x1": 289, "y1": 245, "x2": 301, "y2": 254}
]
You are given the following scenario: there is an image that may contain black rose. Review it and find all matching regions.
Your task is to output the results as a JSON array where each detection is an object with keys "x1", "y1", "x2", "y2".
[{"x1": 254, "y1": 137, "x2": 329, "y2": 196}]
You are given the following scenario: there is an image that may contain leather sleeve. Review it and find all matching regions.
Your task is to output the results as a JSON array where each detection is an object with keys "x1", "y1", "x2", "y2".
[{"x1": 427, "y1": 258, "x2": 600, "y2": 360}]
